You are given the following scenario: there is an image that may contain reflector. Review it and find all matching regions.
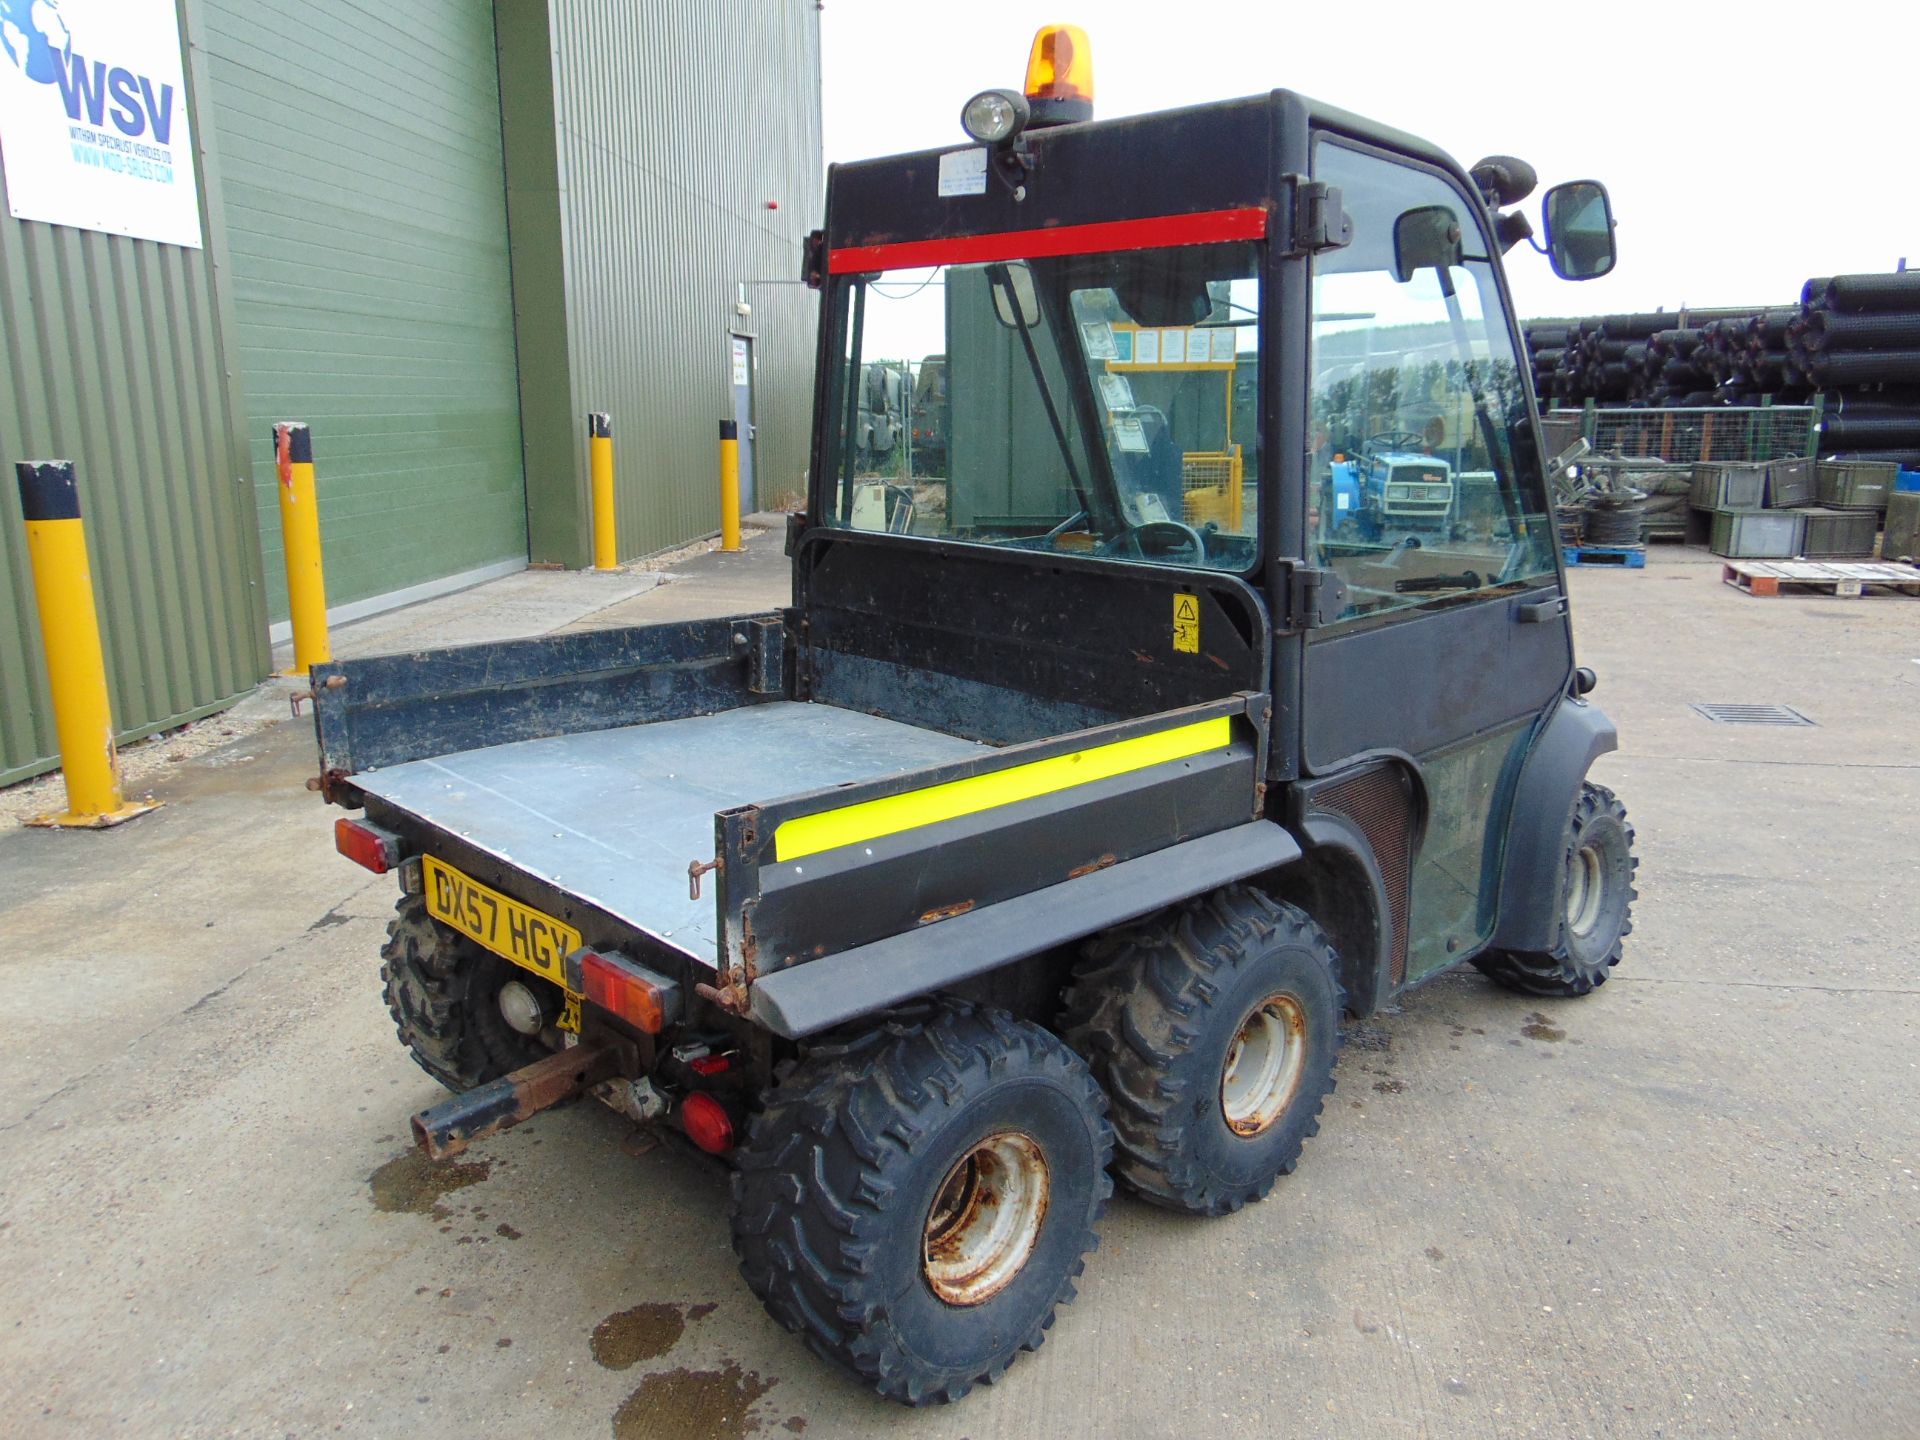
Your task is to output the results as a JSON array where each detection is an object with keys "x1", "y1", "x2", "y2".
[{"x1": 681, "y1": 1092, "x2": 735, "y2": 1154}]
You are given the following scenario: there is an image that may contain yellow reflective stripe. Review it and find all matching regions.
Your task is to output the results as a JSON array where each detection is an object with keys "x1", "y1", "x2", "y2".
[{"x1": 773, "y1": 715, "x2": 1233, "y2": 863}]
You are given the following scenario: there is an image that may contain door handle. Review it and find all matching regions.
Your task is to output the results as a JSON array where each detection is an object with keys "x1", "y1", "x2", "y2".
[{"x1": 1516, "y1": 596, "x2": 1567, "y2": 624}]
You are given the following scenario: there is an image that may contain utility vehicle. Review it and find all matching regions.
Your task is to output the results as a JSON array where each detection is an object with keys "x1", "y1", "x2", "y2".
[{"x1": 312, "y1": 25, "x2": 1634, "y2": 1405}]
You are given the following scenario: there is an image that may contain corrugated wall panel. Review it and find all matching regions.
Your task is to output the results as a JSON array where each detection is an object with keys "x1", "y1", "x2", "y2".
[
  {"x1": 0, "y1": 25, "x2": 268, "y2": 786},
  {"x1": 543, "y1": 0, "x2": 822, "y2": 562},
  {"x1": 199, "y1": 0, "x2": 527, "y2": 620}
]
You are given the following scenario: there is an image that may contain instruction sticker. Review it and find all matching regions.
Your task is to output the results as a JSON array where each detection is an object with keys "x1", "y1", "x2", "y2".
[
  {"x1": 1134, "y1": 330, "x2": 1160, "y2": 366},
  {"x1": 1082, "y1": 322, "x2": 1118, "y2": 360},
  {"x1": 1210, "y1": 329, "x2": 1237, "y2": 362},
  {"x1": 1112, "y1": 329, "x2": 1135, "y2": 363},
  {"x1": 1098, "y1": 373, "x2": 1135, "y2": 412},
  {"x1": 1161, "y1": 329, "x2": 1188, "y2": 364},
  {"x1": 1113, "y1": 415, "x2": 1150, "y2": 453},
  {"x1": 1173, "y1": 592, "x2": 1200, "y2": 653},
  {"x1": 937, "y1": 147, "x2": 988, "y2": 196}
]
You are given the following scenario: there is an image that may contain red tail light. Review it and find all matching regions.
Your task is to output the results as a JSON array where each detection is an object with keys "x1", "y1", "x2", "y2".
[
  {"x1": 680, "y1": 1092, "x2": 735, "y2": 1153},
  {"x1": 335, "y1": 817, "x2": 401, "y2": 874}
]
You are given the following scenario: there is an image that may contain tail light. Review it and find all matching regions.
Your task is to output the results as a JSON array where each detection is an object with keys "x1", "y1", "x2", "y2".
[
  {"x1": 565, "y1": 948, "x2": 682, "y2": 1034},
  {"x1": 680, "y1": 1092, "x2": 735, "y2": 1154},
  {"x1": 335, "y1": 817, "x2": 401, "y2": 874}
]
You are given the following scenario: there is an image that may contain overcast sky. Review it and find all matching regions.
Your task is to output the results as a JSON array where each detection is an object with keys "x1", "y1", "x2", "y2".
[{"x1": 818, "y1": 0, "x2": 1916, "y2": 320}]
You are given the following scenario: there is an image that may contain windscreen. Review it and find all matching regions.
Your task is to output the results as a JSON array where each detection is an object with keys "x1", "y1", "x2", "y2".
[{"x1": 822, "y1": 242, "x2": 1261, "y2": 574}]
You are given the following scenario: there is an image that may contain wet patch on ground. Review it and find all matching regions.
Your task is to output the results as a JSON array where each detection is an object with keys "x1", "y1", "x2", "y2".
[
  {"x1": 368, "y1": 1151, "x2": 492, "y2": 1219},
  {"x1": 611, "y1": 1361, "x2": 776, "y2": 1440},
  {"x1": 591, "y1": 1301, "x2": 717, "y2": 1370},
  {"x1": 1522, "y1": 1012, "x2": 1567, "y2": 1042}
]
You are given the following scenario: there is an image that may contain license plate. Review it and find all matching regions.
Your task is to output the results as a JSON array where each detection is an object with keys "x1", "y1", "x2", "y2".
[{"x1": 422, "y1": 855, "x2": 583, "y2": 1031}]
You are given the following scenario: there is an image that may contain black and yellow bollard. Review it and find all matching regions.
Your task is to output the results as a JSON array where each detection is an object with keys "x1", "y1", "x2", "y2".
[
  {"x1": 14, "y1": 461, "x2": 160, "y2": 828},
  {"x1": 589, "y1": 412, "x2": 618, "y2": 570},
  {"x1": 273, "y1": 421, "x2": 330, "y2": 675},
  {"x1": 718, "y1": 420, "x2": 742, "y2": 553}
]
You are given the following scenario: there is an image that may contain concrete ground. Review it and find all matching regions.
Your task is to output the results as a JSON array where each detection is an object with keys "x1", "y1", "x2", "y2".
[{"x1": 1, "y1": 540, "x2": 1914, "y2": 1439}]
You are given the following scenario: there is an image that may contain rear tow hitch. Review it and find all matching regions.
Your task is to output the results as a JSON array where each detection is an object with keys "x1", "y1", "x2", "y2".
[{"x1": 411, "y1": 1038, "x2": 632, "y2": 1160}]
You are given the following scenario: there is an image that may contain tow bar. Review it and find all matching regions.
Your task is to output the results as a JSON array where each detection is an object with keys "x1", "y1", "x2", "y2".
[{"x1": 411, "y1": 1039, "x2": 631, "y2": 1160}]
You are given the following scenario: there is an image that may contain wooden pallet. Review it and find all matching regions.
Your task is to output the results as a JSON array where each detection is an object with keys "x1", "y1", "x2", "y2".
[
  {"x1": 1722, "y1": 560, "x2": 1920, "y2": 598},
  {"x1": 1564, "y1": 545, "x2": 1646, "y2": 568}
]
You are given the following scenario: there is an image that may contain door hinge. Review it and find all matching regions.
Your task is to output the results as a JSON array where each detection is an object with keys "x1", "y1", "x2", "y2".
[
  {"x1": 1285, "y1": 178, "x2": 1352, "y2": 256},
  {"x1": 1280, "y1": 562, "x2": 1348, "y2": 630},
  {"x1": 802, "y1": 229, "x2": 826, "y2": 289}
]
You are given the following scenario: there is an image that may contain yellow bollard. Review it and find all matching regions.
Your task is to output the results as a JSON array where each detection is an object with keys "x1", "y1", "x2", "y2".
[
  {"x1": 14, "y1": 461, "x2": 160, "y2": 828},
  {"x1": 273, "y1": 421, "x2": 331, "y2": 674},
  {"x1": 589, "y1": 412, "x2": 618, "y2": 570},
  {"x1": 718, "y1": 420, "x2": 742, "y2": 553}
]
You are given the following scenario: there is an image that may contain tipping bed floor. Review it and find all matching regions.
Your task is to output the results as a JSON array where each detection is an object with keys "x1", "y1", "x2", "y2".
[{"x1": 354, "y1": 701, "x2": 993, "y2": 967}]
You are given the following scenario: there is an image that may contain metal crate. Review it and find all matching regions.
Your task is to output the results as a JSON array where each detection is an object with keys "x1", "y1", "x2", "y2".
[
  {"x1": 1793, "y1": 507, "x2": 1878, "y2": 560},
  {"x1": 1568, "y1": 405, "x2": 1818, "y2": 466},
  {"x1": 1815, "y1": 460, "x2": 1895, "y2": 511},
  {"x1": 1765, "y1": 457, "x2": 1815, "y2": 508},
  {"x1": 1710, "y1": 509, "x2": 1804, "y2": 559},
  {"x1": 1691, "y1": 462, "x2": 1768, "y2": 512},
  {"x1": 1883, "y1": 491, "x2": 1920, "y2": 562}
]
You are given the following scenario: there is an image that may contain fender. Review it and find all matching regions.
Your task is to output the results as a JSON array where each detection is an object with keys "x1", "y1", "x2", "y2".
[
  {"x1": 1489, "y1": 696, "x2": 1619, "y2": 954},
  {"x1": 750, "y1": 821, "x2": 1299, "y2": 1038}
]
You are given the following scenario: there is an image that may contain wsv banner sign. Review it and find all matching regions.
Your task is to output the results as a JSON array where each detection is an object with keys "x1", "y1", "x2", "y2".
[{"x1": 0, "y1": 0, "x2": 203, "y2": 248}]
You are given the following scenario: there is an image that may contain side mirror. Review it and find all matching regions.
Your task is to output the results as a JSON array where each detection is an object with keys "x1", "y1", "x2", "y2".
[
  {"x1": 1392, "y1": 205, "x2": 1464, "y2": 283},
  {"x1": 988, "y1": 262, "x2": 1040, "y2": 328},
  {"x1": 1542, "y1": 181, "x2": 1616, "y2": 281}
]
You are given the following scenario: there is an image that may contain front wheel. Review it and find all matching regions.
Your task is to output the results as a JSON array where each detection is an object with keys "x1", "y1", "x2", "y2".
[
  {"x1": 1475, "y1": 781, "x2": 1637, "y2": 997},
  {"x1": 729, "y1": 1000, "x2": 1112, "y2": 1405}
]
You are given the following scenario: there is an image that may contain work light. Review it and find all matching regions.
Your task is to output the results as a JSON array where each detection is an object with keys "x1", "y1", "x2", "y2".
[{"x1": 961, "y1": 88, "x2": 1029, "y2": 145}]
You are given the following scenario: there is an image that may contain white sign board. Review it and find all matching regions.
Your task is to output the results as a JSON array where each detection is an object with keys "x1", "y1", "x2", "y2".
[{"x1": 0, "y1": 0, "x2": 203, "y2": 247}]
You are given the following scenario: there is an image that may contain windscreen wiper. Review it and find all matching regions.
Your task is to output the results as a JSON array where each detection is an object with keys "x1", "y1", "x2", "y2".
[
  {"x1": 987, "y1": 266, "x2": 1093, "y2": 517},
  {"x1": 1394, "y1": 570, "x2": 1483, "y2": 593}
]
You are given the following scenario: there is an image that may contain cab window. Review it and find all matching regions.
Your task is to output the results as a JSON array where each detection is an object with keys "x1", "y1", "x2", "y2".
[
  {"x1": 1308, "y1": 141, "x2": 1554, "y2": 624},
  {"x1": 821, "y1": 242, "x2": 1261, "y2": 574}
]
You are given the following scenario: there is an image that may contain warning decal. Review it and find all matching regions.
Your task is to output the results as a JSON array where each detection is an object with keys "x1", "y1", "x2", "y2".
[{"x1": 1173, "y1": 592, "x2": 1200, "y2": 653}]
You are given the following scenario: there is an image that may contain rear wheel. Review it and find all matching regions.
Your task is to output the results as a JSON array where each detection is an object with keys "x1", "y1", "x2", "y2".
[
  {"x1": 1060, "y1": 885, "x2": 1343, "y2": 1217},
  {"x1": 729, "y1": 1000, "x2": 1111, "y2": 1405},
  {"x1": 1475, "y1": 781, "x2": 1637, "y2": 997},
  {"x1": 380, "y1": 893, "x2": 551, "y2": 1091}
]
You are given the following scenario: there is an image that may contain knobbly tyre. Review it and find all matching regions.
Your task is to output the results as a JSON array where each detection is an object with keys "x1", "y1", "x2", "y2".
[{"x1": 311, "y1": 26, "x2": 1635, "y2": 1405}]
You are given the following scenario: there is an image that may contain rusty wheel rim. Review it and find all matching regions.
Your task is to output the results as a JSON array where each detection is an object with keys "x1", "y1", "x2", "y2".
[
  {"x1": 1221, "y1": 993, "x2": 1308, "y2": 1137},
  {"x1": 1566, "y1": 844, "x2": 1605, "y2": 940},
  {"x1": 922, "y1": 1131, "x2": 1050, "y2": 1306}
]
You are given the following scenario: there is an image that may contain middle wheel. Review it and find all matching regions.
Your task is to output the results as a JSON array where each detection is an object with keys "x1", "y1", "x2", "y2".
[{"x1": 1061, "y1": 884, "x2": 1344, "y2": 1216}]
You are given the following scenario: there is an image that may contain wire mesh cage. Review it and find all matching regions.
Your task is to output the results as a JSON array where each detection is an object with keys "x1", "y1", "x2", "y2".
[
  {"x1": 1551, "y1": 405, "x2": 1819, "y2": 466},
  {"x1": 1181, "y1": 448, "x2": 1246, "y2": 531}
]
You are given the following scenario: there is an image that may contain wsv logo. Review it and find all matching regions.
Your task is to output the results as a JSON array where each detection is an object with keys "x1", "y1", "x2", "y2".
[
  {"x1": 0, "y1": 0, "x2": 176, "y2": 142},
  {"x1": 53, "y1": 49, "x2": 176, "y2": 142}
]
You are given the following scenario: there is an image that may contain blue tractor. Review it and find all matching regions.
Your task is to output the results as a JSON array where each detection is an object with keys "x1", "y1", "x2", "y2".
[{"x1": 1328, "y1": 430, "x2": 1456, "y2": 542}]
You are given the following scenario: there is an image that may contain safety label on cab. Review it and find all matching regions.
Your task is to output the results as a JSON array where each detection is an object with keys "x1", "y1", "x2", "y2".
[
  {"x1": 1173, "y1": 592, "x2": 1200, "y2": 653},
  {"x1": 938, "y1": 147, "x2": 988, "y2": 196}
]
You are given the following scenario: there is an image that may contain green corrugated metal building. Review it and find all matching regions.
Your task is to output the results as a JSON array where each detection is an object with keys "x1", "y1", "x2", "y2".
[{"x1": 1, "y1": 0, "x2": 822, "y2": 783}]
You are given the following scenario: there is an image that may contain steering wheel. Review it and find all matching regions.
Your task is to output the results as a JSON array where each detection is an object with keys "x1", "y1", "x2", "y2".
[
  {"x1": 1099, "y1": 519, "x2": 1208, "y2": 564},
  {"x1": 1365, "y1": 430, "x2": 1427, "y2": 454}
]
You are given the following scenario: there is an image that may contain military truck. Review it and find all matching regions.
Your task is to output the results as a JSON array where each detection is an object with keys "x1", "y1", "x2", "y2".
[{"x1": 312, "y1": 25, "x2": 1631, "y2": 1406}]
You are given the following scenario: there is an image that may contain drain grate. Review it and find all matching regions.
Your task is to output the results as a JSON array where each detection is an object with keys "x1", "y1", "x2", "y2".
[{"x1": 1690, "y1": 702, "x2": 1815, "y2": 727}]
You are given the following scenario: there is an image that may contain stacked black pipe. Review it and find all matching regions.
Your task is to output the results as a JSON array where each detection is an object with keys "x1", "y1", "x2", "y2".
[
  {"x1": 1526, "y1": 310, "x2": 1794, "y2": 408},
  {"x1": 1789, "y1": 272, "x2": 1920, "y2": 468},
  {"x1": 1529, "y1": 274, "x2": 1920, "y2": 470}
]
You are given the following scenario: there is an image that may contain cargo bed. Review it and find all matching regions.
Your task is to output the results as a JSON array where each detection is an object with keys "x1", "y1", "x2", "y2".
[{"x1": 353, "y1": 702, "x2": 990, "y2": 967}]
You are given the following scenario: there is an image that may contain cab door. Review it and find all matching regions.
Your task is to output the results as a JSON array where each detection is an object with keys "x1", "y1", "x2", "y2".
[{"x1": 1301, "y1": 137, "x2": 1570, "y2": 987}]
